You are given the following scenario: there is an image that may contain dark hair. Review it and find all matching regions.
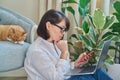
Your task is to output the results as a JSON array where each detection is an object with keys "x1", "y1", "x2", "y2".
[{"x1": 37, "y1": 9, "x2": 70, "y2": 40}]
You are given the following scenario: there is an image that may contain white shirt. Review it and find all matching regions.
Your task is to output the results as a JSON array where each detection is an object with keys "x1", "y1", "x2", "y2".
[{"x1": 24, "y1": 37, "x2": 73, "y2": 80}]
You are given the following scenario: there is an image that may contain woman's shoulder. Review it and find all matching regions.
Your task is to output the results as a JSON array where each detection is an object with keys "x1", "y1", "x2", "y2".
[{"x1": 28, "y1": 37, "x2": 52, "y2": 52}]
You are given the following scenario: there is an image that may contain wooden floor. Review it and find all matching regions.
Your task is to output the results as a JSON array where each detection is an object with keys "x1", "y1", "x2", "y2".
[{"x1": 0, "y1": 77, "x2": 27, "y2": 80}]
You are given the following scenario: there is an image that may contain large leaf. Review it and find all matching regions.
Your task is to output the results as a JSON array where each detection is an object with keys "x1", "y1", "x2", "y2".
[
  {"x1": 70, "y1": 53, "x2": 79, "y2": 61},
  {"x1": 102, "y1": 35, "x2": 115, "y2": 41},
  {"x1": 93, "y1": 27, "x2": 99, "y2": 41},
  {"x1": 73, "y1": 42, "x2": 84, "y2": 54},
  {"x1": 105, "y1": 55, "x2": 114, "y2": 64},
  {"x1": 92, "y1": 9, "x2": 106, "y2": 29},
  {"x1": 69, "y1": 34, "x2": 78, "y2": 40},
  {"x1": 79, "y1": 35, "x2": 93, "y2": 50},
  {"x1": 78, "y1": 4, "x2": 89, "y2": 17},
  {"x1": 62, "y1": 0, "x2": 78, "y2": 4},
  {"x1": 68, "y1": 41, "x2": 73, "y2": 46},
  {"x1": 61, "y1": 7, "x2": 65, "y2": 13},
  {"x1": 73, "y1": 46, "x2": 83, "y2": 54},
  {"x1": 111, "y1": 23, "x2": 120, "y2": 35},
  {"x1": 79, "y1": 0, "x2": 91, "y2": 8},
  {"x1": 84, "y1": 6, "x2": 90, "y2": 15},
  {"x1": 82, "y1": 20, "x2": 89, "y2": 33},
  {"x1": 113, "y1": 1, "x2": 120, "y2": 14},
  {"x1": 103, "y1": 15, "x2": 115, "y2": 29},
  {"x1": 88, "y1": 15, "x2": 94, "y2": 26},
  {"x1": 89, "y1": 27, "x2": 96, "y2": 43},
  {"x1": 111, "y1": 36, "x2": 119, "y2": 41},
  {"x1": 98, "y1": 29, "x2": 111, "y2": 41},
  {"x1": 78, "y1": 7, "x2": 84, "y2": 16},
  {"x1": 66, "y1": 6, "x2": 75, "y2": 15},
  {"x1": 113, "y1": 13, "x2": 120, "y2": 22},
  {"x1": 78, "y1": 7, "x2": 86, "y2": 17},
  {"x1": 102, "y1": 32, "x2": 118, "y2": 39},
  {"x1": 109, "y1": 45, "x2": 116, "y2": 50},
  {"x1": 96, "y1": 41, "x2": 104, "y2": 50},
  {"x1": 102, "y1": 33, "x2": 119, "y2": 41},
  {"x1": 61, "y1": 6, "x2": 75, "y2": 16},
  {"x1": 79, "y1": 35, "x2": 90, "y2": 45}
]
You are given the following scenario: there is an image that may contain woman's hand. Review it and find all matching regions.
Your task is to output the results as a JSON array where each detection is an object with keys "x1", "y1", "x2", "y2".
[
  {"x1": 74, "y1": 52, "x2": 89, "y2": 68},
  {"x1": 56, "y1": 40, "x2": 69, "y2": 59}
]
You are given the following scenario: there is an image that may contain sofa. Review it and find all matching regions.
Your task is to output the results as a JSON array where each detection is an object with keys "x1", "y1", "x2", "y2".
[{"x1": 0, "y1": 6, "x2": 37, "y2": 72}]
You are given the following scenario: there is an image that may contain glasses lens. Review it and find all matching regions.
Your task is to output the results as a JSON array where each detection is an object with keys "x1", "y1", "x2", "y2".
[
  {"x1": 61, "y1": 29, "x2": 66, "y2": 33},
  {"x1": 53, "y1": 24, "x2": 67, "y2": 33}
]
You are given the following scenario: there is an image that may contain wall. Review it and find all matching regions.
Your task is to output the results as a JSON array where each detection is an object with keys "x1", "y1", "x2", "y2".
[{"x1": 0, "y1": 0, "x2": 39, "y2": 24}]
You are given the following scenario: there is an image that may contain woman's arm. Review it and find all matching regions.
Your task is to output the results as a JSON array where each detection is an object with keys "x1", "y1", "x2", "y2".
[{"x1": 30, "y1": 49, "x2": 70, "y2": 80}]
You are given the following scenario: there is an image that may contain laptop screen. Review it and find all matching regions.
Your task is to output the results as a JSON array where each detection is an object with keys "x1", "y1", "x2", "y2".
[{"x1": 96, "y1": 40, "x2": 111, "y2": 69}]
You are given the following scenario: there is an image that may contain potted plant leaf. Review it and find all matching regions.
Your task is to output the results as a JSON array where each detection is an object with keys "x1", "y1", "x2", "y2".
[
  {"x1": 107, "y1": 1, "x2": 120, "y2": 80},
  {"x1": 110, "y1": 1, "x2": 120, "y2": 64},
  {"x1": 61, "y1": 0, "x2": 118, "y2": 68}
]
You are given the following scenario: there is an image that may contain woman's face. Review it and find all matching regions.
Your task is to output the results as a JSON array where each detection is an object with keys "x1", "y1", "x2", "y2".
[{"x1": 47, "y1": 19, "x2": 66, "y2": 42}]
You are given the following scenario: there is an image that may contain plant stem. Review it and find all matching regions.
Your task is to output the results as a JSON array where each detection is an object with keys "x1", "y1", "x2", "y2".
[
  {"x1": 119, "y1": 52, "x2": 120, "y2": 64},
  {"x1": 73, "y1": 15, "x2": 79, "y2": 27}
]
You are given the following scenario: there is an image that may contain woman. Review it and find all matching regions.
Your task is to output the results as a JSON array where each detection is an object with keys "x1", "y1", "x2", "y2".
[{"x1": 24, "y1": 9, "x2": 113, "y2": 80}]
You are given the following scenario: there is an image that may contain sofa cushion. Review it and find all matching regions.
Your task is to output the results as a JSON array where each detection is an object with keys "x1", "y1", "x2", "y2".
[{"x1": 0, "y1": 41, "x2": 30, "y2": 72}]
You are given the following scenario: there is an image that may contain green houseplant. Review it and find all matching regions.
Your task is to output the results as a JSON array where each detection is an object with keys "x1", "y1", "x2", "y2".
[
  {"x1": 61, "y1": 0, "x2": 118, "y2": 66},
  {"x1": 110, "y1": 1, "x2": 120, "y2": 64},
  {"x1": 105, "y1": 2, "x2": 120, "y2": 79}
]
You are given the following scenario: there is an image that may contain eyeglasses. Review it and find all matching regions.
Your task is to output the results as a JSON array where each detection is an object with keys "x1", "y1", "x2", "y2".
[{"x1": 52, "y1": 24, "x2": 67, "y2": 33}]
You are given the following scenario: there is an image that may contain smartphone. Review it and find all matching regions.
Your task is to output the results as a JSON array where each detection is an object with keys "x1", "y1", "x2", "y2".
[{"x1": 78, "y1": 51, "x2": 94, "y2": 63}]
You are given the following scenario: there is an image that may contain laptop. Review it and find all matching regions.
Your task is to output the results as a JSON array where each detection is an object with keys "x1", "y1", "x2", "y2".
[{"x1": 65, "y1": 40, "x2": 111, "y2": 76}]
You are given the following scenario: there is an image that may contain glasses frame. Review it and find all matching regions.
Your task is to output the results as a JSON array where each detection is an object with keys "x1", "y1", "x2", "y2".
[{"x1": 52, "y1": 24, "x2": 67, "y2": 33}]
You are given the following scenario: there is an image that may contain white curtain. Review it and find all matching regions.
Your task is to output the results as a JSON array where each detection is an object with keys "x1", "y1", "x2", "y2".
[{"x1": 38, "y1": 0, "x2": 63, "y2": 21}]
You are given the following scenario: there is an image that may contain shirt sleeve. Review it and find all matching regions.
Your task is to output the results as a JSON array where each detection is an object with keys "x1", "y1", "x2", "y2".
[
  {"x1": 70, "y1": 62, "x2": 75, "y2": 69},
  {"x1": 30, "y1": 49, "x2": 70, "y2": 80},
  {"x1": 66, "y1": 52, "x2": 75, "y2": 70}
]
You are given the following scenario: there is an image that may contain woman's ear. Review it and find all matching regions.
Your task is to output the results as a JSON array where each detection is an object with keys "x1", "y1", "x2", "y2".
[{"x1": 46, "y1": 21, "x2": 51, "y2": 30}]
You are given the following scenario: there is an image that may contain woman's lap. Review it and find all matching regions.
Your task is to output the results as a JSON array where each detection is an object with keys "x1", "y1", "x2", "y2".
[
  {"x1": 93, "y1": 68, "x2": 113, "y2": 80},
  {"x1": 67, "y1": 68, "x2": 113, "y2": 80}
]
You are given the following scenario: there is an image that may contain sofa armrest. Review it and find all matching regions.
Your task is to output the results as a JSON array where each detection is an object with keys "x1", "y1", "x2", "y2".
[{"x1": 30, "y1": 24, "x2": 38, "y2": 43}]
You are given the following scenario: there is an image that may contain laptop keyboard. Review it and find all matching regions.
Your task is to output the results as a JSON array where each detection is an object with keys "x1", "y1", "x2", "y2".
[{"x1": 79, "y1": 66, "x2": 96, "y2": 73}]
